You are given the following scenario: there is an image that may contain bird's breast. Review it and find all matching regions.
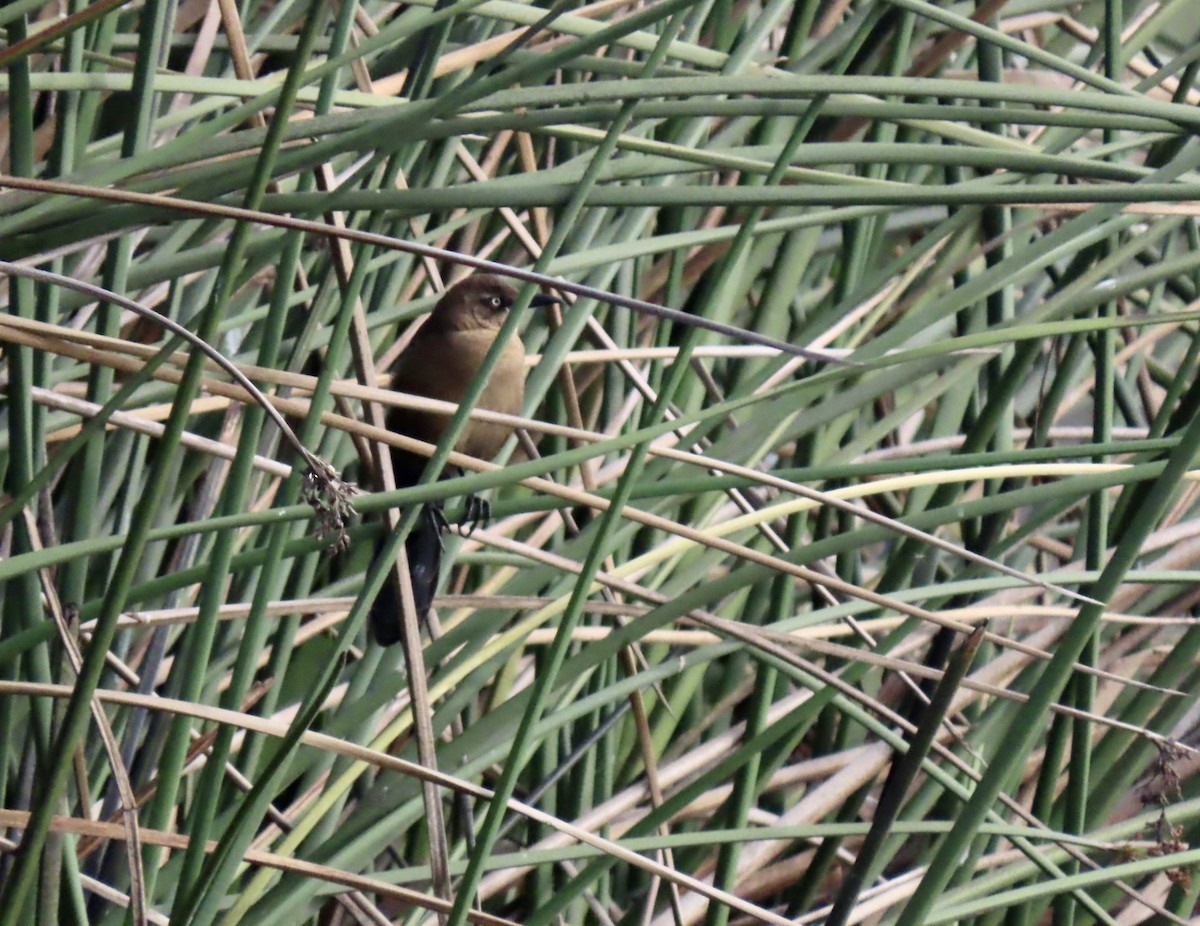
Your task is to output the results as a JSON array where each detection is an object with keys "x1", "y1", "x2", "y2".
[{"x1": 391, "y1": 329, "x2": 526, "y2": 460}]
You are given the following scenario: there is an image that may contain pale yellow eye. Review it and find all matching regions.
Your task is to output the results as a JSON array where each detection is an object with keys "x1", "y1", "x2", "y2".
[{"x1": 488, "y1": 296, "x2": 504, "y2": 308}]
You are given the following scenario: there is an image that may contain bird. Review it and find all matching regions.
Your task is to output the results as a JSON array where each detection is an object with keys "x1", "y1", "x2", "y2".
[{"x1": 369, "y1": 273, "x2": 561, "y2": 645}]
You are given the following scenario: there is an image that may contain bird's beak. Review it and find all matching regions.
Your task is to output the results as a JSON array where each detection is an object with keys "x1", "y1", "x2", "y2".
[{"x1": 530, "y1": 292, "x2": 563, "y2": 308}]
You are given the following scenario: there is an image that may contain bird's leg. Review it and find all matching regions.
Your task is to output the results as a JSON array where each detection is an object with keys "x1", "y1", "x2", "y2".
[
  {"x1": 441, "y1": 465, "x2": 489, "y2": 535},
  {"x1": 424, "y1": 501, "x2": 449, "y2": 550},
  {"x1": 460, "y1": 495, "x2": 490, "y2": 535}
]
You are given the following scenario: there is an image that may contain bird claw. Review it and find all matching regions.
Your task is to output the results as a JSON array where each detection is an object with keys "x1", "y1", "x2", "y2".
[
  {"x1": 424, "y1": 504, "x2": 449, "y2": 551},
  {"x1": 459, "y1": 495, "x2": 490, "y2": 536},
  {"x1": 417, "y1": 495, "x2": 487, "y2": 541}
]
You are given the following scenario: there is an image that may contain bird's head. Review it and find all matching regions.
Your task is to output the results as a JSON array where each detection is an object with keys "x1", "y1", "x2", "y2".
[{"x1": 426, "y1": 273, "x2": 560, "y2": 332}]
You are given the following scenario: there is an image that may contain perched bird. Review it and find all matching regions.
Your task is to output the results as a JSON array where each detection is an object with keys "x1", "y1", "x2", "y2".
[{"x1": 370, "y1": 273, "x2": 560, "y2": 645}]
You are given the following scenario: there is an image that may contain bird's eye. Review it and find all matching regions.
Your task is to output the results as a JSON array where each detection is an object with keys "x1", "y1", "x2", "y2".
[{"x1": 488, "y1": 295, "x2": 504, "y2": 309}]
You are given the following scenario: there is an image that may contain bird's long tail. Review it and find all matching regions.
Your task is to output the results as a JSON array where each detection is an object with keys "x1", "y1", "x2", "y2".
[{"x1": 369, "y1": 506, "x2": 443, "y2": 646}]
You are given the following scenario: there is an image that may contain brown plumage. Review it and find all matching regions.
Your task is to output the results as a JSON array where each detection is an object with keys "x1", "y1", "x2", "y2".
[
  {"x1": 388, "y1": 274, "x2": 538, "y2": 464},
  {"x1": 370, "y1": 274, "x2": 560, "y2": 645}
]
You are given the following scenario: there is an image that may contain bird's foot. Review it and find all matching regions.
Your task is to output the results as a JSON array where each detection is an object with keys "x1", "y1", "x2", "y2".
[
  {"x1": 424, "y1": 503, "x2": 449, "y2": 551},
  {"x1": 458, "y1": 495, "x2": 490, "y2": 536}
]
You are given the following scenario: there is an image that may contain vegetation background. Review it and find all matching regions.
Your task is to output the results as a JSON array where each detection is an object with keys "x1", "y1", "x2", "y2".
[{"x1": 2, "y1": 0, "x2": 1200, "y2": 924}]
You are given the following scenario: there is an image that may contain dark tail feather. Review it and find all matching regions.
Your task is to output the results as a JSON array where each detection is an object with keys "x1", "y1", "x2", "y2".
[
  {"x1": 408, "y1": 506, "x2": 442, "y2": 616},
  {"x1": 369, "y1": 507, "x2": 443, "y2": 646}
]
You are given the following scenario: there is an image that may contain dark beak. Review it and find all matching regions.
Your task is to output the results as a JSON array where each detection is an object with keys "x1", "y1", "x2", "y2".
[{"x1": 530, "y1": 292, "x2": 563, "y2": 308}]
